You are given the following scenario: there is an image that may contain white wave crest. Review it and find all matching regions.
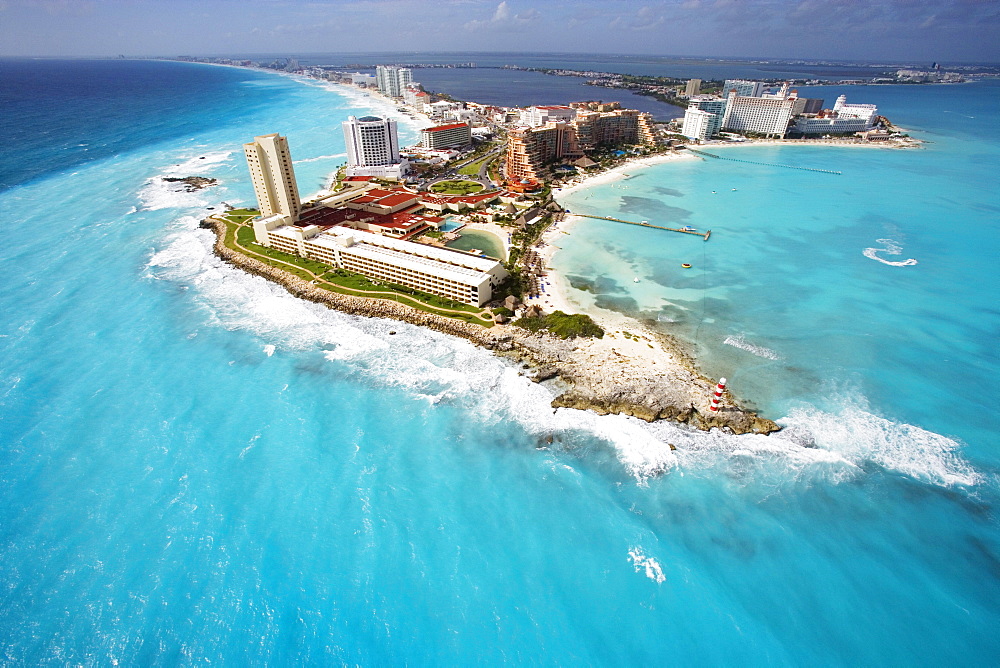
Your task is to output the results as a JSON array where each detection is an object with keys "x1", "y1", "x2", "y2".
[
  {"x1": 294, "y1": 153, "x2": 347, "y2": 164},
  {"x1": 779, "y1": 402, "x2": 979, "y2": 487},
  {"x1": 162, "y1": 150, "x2": 234, "y2": 177},
  {"x1": 138, "y1": 177, "x2": 211, "y2": 211},
  {"x1": 863, "y1": 238, "x2": 917, "y2": 266},
  {"x1": 146, "y1": 220, "x2": 977, "y2": 490},
  {"x1": 146, "y1": 221, "x2": 679, "y2": 482},
  {"x1": 628, "y1": 547, "x2": 666, "y2": 583},
  {"x1": 723, "y1": 334, "x2": 781, "y2": 360}
]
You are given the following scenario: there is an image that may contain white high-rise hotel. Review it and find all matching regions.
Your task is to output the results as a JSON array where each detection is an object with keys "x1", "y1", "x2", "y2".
[
  {"x1": 375, "y1": 66, "x2": 413, "y2": 98},
  {"x1": 681, "y1": 95, "x2": 729, "y2": 141},
  {"x1": 721, "y1": 90, "x2": 797, "y2": 138},
  {"x1": 342, "y1": 115, "x2": 408, "y2": 179},
  {"x1": 243, "y1": 133, "x2": 301, "y2": 221}
]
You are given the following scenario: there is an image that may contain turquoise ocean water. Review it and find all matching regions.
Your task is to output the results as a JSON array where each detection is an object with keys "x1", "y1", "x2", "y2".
[{"x1": 1, "y1": 59, "x2": 998, "y2": 664}]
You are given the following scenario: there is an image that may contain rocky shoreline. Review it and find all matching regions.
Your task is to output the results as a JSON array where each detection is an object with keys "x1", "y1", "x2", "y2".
[
  {"x1": 204, "y1": 218, "x2": 779, "y2": 436},
  {"x1": 164, "y1": 176, "x2": 218, "y2": 191}
]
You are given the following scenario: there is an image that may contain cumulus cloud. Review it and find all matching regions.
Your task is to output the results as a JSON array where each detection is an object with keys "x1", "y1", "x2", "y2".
[{"x1": 464, "y1": 1, "x2": 541, "y2": 31}]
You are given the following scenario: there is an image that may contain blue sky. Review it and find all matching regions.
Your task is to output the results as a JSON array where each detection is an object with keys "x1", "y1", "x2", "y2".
[{"x1": 1, "y1": 0, "x2": 997, "y2": 62}]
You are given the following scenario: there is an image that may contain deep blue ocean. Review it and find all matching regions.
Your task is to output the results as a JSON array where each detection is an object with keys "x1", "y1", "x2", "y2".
[{"x1": 0, "y1": 58, "x2": 998, "y2": 664}]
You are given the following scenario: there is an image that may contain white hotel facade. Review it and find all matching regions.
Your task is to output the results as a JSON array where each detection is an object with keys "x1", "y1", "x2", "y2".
[
  {"x1": 721, "y1": 91, "x2": 797, "y2": 138},
  {"x1": 342, "y1": 115, "x2": 409, "y2": 179},
  {"x1": 681, "y1": 95, "x2": 729, "y2": 141},
  {"x1": 257, "y1": 224, "x2": 507, "y2": 306},
  {"x1": 375, "y1": 66, "x2": 413, "y2": 98}
]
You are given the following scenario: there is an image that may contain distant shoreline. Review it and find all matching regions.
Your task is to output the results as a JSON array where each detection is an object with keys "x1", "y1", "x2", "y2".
[{"x1": 185, "y1": 61, "x2": 917, "y2": 431}]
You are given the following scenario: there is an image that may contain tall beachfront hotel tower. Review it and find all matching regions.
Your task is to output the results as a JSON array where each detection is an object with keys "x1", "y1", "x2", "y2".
[
  {"x1": 375, "y1": 65, "x2": 413, "y2": 98},
  {"x1": 243, "y1": 133, "x2": 301, "y2": 220},
  {"x1": 342, "y1": 116, "x2": 408, "y2": 179}
]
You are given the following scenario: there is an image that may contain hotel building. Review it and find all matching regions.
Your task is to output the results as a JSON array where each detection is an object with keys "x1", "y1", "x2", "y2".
[
  {"x1": 832, "y1": 95, "x2": 878, "y2": 127},
  {"x1": 343, "y1": 115, "x2": 408, "y2": 180},
  {"x1": 684, "y1": 79, "x2": 702, "y2": 97},
  {"x1": 244, "y1": 134, "x2": 505, "y2": 306},
  {"x1": 258, "y1": 224, "x2": 507, "y2": 306},
  {"x1": 420, "y1": 122, "x2": 473, "y2": 149},
  {"x1": 722, "y1": 79, "x2": 765, "y2": 98},
  {"x1": 243, "y1": 133, "x2": 301, "y2": 223},
  {"x1": 375, "y1": 66, "x2": 413, "y2": 98},
  {"x1": 791, "y1": 115, "x2": 872, "y2": 135},
  {"x1": 681, "y1": 95, "x2": 728, "y2": 141},
  {"x1": 505, "y1": 123, "x2": 579, "y2": 182},
  {"x1": 682, "y1": 108, "x2": 718, "y2": 141},
  {"x1": 505, "y1": 107, "x2": 655, "y2": 181},
  {"x1": 573, "y1": 109, "x2": 655, "y2": 152},
  {"x1": 519, "y1": 105, "x2": 577, "y2": 127},
  {"x1": 721, "y1": 91, "x2": 796, "y2": 138}
]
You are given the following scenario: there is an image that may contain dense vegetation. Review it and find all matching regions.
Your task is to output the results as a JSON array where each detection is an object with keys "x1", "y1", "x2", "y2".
[{"x1": 514, "y1": 311, "x2": 604, "y2": 339}]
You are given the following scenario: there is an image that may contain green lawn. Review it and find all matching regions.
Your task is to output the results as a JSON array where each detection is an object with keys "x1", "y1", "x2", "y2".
[
  {"x1": 430, "y1": 180, "x2": 484, "y2": 195},
  {"x1": 458, "y1": 154, "x2": 495, "y2": 176},
  {"x1": 224, "y1": 208, "x2": 259, "y2": 224}
]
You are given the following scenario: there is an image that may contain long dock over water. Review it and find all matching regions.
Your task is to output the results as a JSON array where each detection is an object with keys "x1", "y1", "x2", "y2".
[
  {"x1": 575, "y1": 214, "x2": 711, "y2": 241},
  {"x1": 686, "y1": 148, "x2": 843, "y2": 175}
]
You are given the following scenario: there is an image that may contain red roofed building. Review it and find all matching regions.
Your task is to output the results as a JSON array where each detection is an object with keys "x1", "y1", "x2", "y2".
[
  {"x1": 418, "y1": 190, "x2": 499, "y2": 212},
  {"x1": 296, "y1": 203, "x2": 440, "y2": 240},
  {"x1": 345, "y1": 188, "x2": 421, "y2": 215},
  {"x1": 420, "y1": 122, "x2": 472, "y2": 149}
]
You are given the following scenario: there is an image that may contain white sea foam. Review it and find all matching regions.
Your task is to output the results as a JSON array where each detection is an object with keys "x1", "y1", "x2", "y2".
[
  {"x1": 294, "y1": 153, "x2": 347, "y2": 164},
  {"x1": 162, "y1": 150, "x2": 234, "y2": 177},
  {"x1": 723, "y1": 334, "x2": 781, "y2": 360},
  {"x1": 863, "y1": 238, "x2": 918, "y2": 266},
  {"x1": 138, "y1": 177, "x2": 212, "y2": 211},
  {"x1": 628, "y1": 547, "x2": 666, "y2": 583},
  {"x1": 145, "y1": 217, "x2": 979, "y2": 490},
  {"x1": 263, "y1": 344, "x2": 275, "y2": 357},
  {"x1": 779, "y1": 401, "x2": 980, "y2": 487}
]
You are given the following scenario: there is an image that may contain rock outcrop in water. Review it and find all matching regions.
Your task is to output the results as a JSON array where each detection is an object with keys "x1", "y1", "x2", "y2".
[
  {"x1": 164, "y1": 176, "x2": 218, "y2": 191},
  {"x1": 206, "y1": 218, "x2": 779, "y2": 436}
]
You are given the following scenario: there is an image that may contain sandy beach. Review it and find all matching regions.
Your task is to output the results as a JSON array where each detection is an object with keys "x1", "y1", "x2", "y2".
[{"x1": 553, "y1": 150, "x2": 698, "y2": 199}]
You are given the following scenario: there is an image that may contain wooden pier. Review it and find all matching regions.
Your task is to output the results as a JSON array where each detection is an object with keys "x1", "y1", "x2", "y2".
[{"x1": 575, "y1": 214, "x2": 711, "y2": 241}]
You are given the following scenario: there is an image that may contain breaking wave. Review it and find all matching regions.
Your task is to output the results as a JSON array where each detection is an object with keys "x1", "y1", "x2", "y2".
[
  {"x1": 144, "y1": 209, "x2": 978, "y2": 490},
  {"x1": 162, "y1": 150, "x2": 234, "y2": 178},
  {"x1": 779, "y1": 401, "x2": 979, "y2": 487},
  {"x1": 628, "y1": 547, "x2": 666, "y2": 583},
  {"x1": 863, "y1": 238, "x2": 918, "y2": 266},
  {"x1": 723, "y1": 334, "x2": 781, "y2": 360},
  {"x1": 294, "y1": 153, "x2": 347, "y2": 164}
]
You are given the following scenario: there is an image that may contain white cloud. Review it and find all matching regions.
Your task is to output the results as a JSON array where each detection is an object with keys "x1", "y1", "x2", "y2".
[{"x1": 464, "y1": 1, "x2": 540, "y2": 31}]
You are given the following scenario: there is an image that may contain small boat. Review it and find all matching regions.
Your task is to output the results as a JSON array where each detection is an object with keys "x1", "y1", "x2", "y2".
[
  {"x1": 681, "y1": 263, "x2": 692, "y2": 268},
  {"x1": 711, "y1": 190, "x2": 717, "y2": 194},
  {"x1": 731, "y1": 188, "x2": 738, "y2": 191},
  {"x1": 681, "y1": 226, "x2": 697, "y2": 232},
  {"x1": 633, "y1": 277, "x2": 640, "y2": 283}
]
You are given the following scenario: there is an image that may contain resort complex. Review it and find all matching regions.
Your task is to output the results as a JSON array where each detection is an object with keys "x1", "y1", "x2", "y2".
[
  {"x1": 682, "y1": 80, "x2": 882, "y2": 140},
  {"x1": 243, "y1": 133, "x2": 509, "y2": 307}
]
